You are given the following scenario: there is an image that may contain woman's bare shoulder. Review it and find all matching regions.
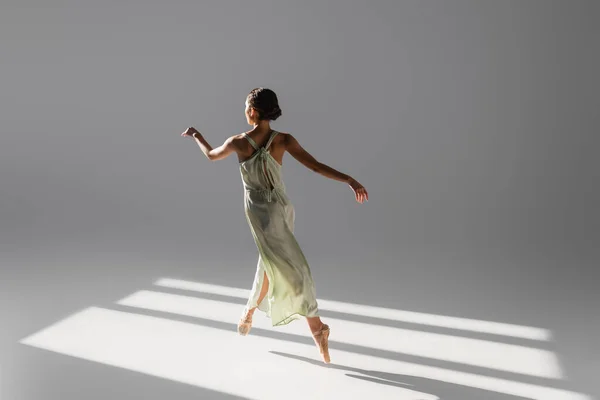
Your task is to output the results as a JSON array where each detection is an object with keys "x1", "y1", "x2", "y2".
[
  {"x1": 234, "y1": 131, "x2": 249, "y2": 139},
  {"x1": 232, "y1": 131, "x2": 255, "y2": 143},
  {"x1": 276, "y1": 131, "x2": 291, "y2": 145}
]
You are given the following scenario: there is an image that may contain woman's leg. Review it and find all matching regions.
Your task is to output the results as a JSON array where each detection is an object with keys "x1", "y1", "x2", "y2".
[
  {"x1": 247, "y1": 271, "x2": 269, "y2": 316},
  {"x1": 239, "y1": 271, "x2": 269, "y2": 336},
  {"x1": 306, "y1": 316, "x2": 325, "y2": 333},
  {"x1": 307, "y1": 316, "x2": 330, "y2": 363}
]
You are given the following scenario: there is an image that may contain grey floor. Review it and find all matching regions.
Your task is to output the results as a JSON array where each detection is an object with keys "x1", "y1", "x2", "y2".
[{"x1": 2, "y1": 239, "x2": 598, "y2": 400}]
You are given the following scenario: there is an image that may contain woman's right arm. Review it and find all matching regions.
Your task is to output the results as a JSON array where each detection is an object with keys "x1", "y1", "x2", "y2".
[{"x1": 285, "y1": 133, "x2": 369, "y2": 203}]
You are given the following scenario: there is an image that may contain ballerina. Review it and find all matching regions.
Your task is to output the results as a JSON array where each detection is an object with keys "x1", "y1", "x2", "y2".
[{"x1": 181, "y1": 87, "x2": 368, "y2": 363}]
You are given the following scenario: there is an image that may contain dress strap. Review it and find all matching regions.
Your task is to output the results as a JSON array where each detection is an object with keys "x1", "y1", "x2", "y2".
[
  {"x1": 242, "y1": 133, "x2": 259, "y2": 150},
  {"x1": 264, "y1": 130, "x2": 278, "y2": 150},
  {"x1": 243, "y1": 130, "x2": 278, "y2": 150}
]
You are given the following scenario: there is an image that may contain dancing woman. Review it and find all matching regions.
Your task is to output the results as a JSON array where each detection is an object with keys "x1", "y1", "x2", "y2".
[{"x1": 181, "y1": 88, "x2": 368, "y2": 363}]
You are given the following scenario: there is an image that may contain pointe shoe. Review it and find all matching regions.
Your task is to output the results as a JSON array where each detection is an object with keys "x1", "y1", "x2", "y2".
[
  {"x1": 238, "y1": 308, "x2": 253, "y2": 336},
  {"x1": 312, "y1": 324, "x2": 331, "y2": 364}
]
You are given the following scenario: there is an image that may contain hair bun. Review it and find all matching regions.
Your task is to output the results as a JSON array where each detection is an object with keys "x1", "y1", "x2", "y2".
[{"x1": 265, "y1": 106, "x2": 282, "y2": 121}]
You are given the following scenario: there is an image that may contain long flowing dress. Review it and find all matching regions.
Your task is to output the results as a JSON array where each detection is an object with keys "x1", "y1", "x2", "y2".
[{"x1": 239, "y1": 129, "x2": 320, "y2": 326}]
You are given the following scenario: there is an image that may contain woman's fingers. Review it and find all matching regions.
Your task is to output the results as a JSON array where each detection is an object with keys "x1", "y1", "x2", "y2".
[
  {"x1": 359, "y1": 188, "x2": 368, "y2": 203},
  {"x1": 351, "y1": 185, "x2": 368, "y2": 204}
]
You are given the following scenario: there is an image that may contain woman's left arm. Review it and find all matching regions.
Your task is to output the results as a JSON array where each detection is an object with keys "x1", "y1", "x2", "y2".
[{"x1": 182, "y1": 127, "x2": 236, "y2": 161}]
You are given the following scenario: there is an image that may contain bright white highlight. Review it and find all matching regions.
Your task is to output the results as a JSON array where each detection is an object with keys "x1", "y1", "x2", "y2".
[
  {"x1": 18, "y1": 278, "x2": 590, "y2": 400},
  {"x1": 154, "y1": 278, "x2": 551, "y2": 341},
  {"x1": 20, "y1": 306, "x2": 589, "y2": 400},
  {"x1": 20, "y1": 307, "x2": 434, "y2": 400},
  {"x1": 118, "y1": 290, "x2": 560, "y2": 378}
]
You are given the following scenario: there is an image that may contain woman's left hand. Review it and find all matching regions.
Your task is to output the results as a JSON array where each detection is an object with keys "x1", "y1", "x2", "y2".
[{"x1": 181, "y1": 127, "x2": 200, "y2": 138}]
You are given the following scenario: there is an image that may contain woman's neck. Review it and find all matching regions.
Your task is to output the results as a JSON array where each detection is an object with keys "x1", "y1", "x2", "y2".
[{"x1": 252, "y1": 120, "x2": 271, "y2": 134}]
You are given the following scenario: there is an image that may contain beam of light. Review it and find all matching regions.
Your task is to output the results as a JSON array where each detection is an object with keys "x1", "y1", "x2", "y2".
[
  {"x1": 19, "y1": 307, "x2": 435, "y2": 400},
  {"x1": 154, "y1": 278, "x2": 551, "y2": 341},
  {"x1": 118, "y1": 290, "x2": 561, "y2": 379},
  {"x1": 19, "y1": 307, "x2": 590, "y2": 400}
]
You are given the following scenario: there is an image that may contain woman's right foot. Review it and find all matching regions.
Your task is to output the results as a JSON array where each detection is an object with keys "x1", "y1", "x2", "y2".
[
  {"x1": 238, "y1": 308, "x2": 254, "y2": 336},
  {"x1": 311, "y1": 324, "x2": 331, "y2": 363}
]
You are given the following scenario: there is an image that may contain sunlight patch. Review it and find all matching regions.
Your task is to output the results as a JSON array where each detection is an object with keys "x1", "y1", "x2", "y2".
[
  {"x1": 119, "y1": 290, "x2": 560, "y2": 378},
  {"x1": 18, "y1": 278, "x2": 590, "y2": 400},
  {"x1": 154, "y1": 278, "x2": 551, "y2": 341}
]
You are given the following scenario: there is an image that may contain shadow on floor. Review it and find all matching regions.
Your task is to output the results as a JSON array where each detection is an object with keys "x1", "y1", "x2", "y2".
[{"x1": 270, "y1": 351, "x2": 532, "y2": 400}]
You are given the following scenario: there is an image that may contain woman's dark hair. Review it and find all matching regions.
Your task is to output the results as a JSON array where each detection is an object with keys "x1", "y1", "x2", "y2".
[{"x1": 247, "y1": 87, "x2": 282, "y2": 121}]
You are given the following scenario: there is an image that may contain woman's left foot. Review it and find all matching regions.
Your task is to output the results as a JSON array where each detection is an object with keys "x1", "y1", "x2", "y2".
[{"x1": 238, "y1": 308, "x2": 254, "y2": 336}]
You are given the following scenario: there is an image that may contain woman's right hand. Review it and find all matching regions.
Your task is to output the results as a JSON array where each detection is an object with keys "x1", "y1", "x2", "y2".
[{"x1": 348, "y1": 178, "x2": 368, "y2": 204}]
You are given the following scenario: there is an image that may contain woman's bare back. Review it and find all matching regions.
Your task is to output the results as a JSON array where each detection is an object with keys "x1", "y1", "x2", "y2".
[{"x1": 236, "y1": 130, "x2": 287, "y2": 166}]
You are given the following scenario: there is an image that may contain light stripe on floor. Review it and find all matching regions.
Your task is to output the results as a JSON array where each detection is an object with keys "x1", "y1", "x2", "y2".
[
  {"x1": 154, "y1": 278, "x2": 551, "y2": 341},
  {"x1": 19, "y1": 306, "x2": 589, "y2": 400},
  {"x1": 118, "y1": 289, "x2": 560, "y2": 379}
]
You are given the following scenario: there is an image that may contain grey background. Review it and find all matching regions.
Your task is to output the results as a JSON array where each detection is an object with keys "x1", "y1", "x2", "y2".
[{"x1": 1, "y1": 0, "x2": 598, "y2": 399}]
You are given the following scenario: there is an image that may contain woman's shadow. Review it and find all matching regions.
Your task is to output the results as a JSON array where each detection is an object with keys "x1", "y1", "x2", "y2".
[{"x1": 269, "y1": 351, "x2": 532, "y2": 400}]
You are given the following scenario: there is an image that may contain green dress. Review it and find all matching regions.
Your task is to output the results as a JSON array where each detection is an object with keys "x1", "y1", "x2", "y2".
[{"x1": 239, "y1": 129, "x2": 320, "y2": 326}]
